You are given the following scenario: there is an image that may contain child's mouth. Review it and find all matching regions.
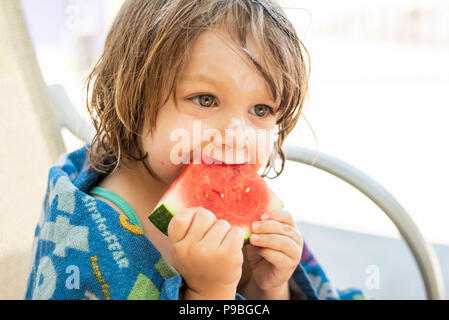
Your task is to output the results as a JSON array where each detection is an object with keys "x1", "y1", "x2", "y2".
[{"x1": 184, "y1": 149, "x2": 249, "y2": 165}]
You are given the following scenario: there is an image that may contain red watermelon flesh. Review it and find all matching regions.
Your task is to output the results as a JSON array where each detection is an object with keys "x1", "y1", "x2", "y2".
[{"x1": 148, "y1": 155, "x2": 283, "y2": 242}]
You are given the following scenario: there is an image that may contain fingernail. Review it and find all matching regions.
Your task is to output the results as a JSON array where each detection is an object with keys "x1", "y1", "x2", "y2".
[
  {"x1": 251, "y1": 234, "x2": 259, "y2": 242},
  {"x1": 261, "y1": 213, "x2": 269, "y2": 220},
  {"x1": 252, "y1": 222, "x2": 260, "y2": 231}
]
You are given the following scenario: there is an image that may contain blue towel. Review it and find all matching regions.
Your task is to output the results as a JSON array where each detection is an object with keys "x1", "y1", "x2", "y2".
[{"x1": 24, "y1": 144, "x2": 364, "y2": 300}]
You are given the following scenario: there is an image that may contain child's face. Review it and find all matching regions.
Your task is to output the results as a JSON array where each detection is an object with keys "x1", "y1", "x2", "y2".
[{"x1": 141, "y1": 28, "x2": 280, "y2": 185}]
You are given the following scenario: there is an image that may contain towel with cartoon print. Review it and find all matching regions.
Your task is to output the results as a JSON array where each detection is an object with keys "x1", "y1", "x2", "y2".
[{"x1": 24, "y1": 144, "x2": 364, "y2": 300}]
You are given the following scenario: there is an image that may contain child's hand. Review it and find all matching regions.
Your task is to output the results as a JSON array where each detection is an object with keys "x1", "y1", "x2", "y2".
[
  {"x1": 242, "y1": 209, "x2": 303, "y2": 299},
  {"x1": 167, "y1": 207, "x2": 244, "y2": 299}
]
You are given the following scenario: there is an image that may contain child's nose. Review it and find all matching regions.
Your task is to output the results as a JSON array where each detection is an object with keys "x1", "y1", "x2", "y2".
[
  {"x1": 217, "y1": 117, "x2": 252, "y2": 164},
  {"x1": 225, "y1": 117, "x2": 248, "y2": 140}
]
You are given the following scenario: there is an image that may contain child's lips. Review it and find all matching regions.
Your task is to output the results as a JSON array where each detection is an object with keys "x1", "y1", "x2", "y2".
[
  {"x1": 187, "y1": 150, "x2": 249, "y2": 165},
  {"x1": 178, "y1": 150, "x2": 258, "y2": 173}
]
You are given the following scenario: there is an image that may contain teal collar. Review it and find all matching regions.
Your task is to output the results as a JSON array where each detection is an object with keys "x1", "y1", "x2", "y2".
[{"x1": 89, "y1": 186, "x2": 143, "y2": 231}]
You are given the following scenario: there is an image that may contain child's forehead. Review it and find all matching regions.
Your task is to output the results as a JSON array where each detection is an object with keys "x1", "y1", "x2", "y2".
[
  {"x1": 179, "y1": 28, "x2": 280, "y2": 103},
  {"x1": 185, "y1": 28, "x2": 263, "y2": 68}
]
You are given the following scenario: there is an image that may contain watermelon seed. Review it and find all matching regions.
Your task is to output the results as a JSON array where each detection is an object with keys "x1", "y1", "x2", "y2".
[
  {"x1": 211, "y1": 189, "x2": 224, "y2": 199},
  {"x1": 245, "y1": 187, "x2": 251, "y2": 193}
]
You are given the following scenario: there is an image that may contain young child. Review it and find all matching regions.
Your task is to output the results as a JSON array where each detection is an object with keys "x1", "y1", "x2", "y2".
[{"x1": 25, "y1": 0, "x2": 364, "y2": 300}]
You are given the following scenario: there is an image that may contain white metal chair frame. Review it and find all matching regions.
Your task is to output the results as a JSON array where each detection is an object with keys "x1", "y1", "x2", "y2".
[{"x1": 282, "y1": 146, "x2": 444, "y2": 300}]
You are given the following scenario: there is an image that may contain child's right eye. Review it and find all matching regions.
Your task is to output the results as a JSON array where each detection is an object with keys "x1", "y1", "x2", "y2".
[{"x1": 189, "y1": 94, "x2": 218, "y2": 108}]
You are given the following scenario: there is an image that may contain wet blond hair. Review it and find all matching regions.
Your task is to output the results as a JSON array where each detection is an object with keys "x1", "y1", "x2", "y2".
[{"x1": 85, "y1": 0, "x2": 311, "y2": 179}]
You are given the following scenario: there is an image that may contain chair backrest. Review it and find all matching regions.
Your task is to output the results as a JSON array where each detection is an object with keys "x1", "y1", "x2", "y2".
[{"x1": 47, "y1": 83, "x2": 95, "y2": 144}]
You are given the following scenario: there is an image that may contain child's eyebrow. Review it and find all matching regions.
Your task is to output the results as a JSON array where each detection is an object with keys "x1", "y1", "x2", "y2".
[{"x1": 180, "y1": 74, "x2": 219, "y2": 85}]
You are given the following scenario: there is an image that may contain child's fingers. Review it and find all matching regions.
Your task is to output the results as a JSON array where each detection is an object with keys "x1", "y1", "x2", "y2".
[
  {"x1": 221, "y1": 226, "x2": 245, "y2": 251},
  {"x1": 167, "y1": 207, "x2": 216, "y2": 244},
  {"x1": 249, "y1": 233, "x2": 301, "y2": 262},
  {"x1": 251, "y1": 220, "x2": 302, "y2": 246},
  {"x1": 184, "y1": 207, "x2": 217, "y2": 243},
  {"x1": 254, "y1": 247, "x2": 297, "y2": 270},
  {"x1": 167, "y1": 207, "x2": 197, "y2": 244},
  {"x1": 261, "y1": 209, "x2": 296, "y2": 227},
  {"x1": 200, "y1": 219, "x2": 231, "y2": 245}
]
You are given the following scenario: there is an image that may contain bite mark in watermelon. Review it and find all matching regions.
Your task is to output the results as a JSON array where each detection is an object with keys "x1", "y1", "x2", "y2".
[{"x1": 148, "y1": 156, "x2": 284, "y2": 244}]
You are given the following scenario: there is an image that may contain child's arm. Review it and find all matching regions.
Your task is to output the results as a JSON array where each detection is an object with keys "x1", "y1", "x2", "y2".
[{"x1": 167, "y1": 207, "x2": 244, "y2": 300}]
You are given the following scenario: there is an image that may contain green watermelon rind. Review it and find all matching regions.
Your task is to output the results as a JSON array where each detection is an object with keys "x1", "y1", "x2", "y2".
[{"x1": 148, "y1": 203, "x2": 174, "y2": 236}]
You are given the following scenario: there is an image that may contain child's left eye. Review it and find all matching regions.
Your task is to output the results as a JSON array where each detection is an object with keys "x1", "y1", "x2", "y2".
[{"x1": 249, "y1": 105, "x2": 274, "y2": 118}]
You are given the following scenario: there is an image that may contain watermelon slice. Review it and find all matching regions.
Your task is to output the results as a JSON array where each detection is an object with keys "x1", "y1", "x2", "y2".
[{"x1": 148, "y1": 155, "x2": 283, "y2": 244}]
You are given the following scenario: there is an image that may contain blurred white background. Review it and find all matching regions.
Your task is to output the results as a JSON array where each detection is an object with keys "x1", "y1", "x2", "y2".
[{"x1": 4, "y1": 0, "x2": 447, "y2": 299}]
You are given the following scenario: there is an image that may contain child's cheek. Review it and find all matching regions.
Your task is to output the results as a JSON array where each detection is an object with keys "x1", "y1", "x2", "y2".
[
  {"x1": 142, "y1": 140, "x2": 188, "y2": 185},
  {"x1": 140, "y1": 114, "x2": 193, "y2": 184}
]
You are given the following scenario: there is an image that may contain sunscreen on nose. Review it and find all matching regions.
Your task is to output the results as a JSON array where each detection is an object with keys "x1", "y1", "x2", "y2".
[
  {"x1": 225, "y1": 117, "x2": 253, "y2": 150},
  {"x1": 227, "y1": 118, "x2": 243, "y2": 133},
  {"x1": 226, "y1": 117, "x2": 251, "y2": 141}
]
